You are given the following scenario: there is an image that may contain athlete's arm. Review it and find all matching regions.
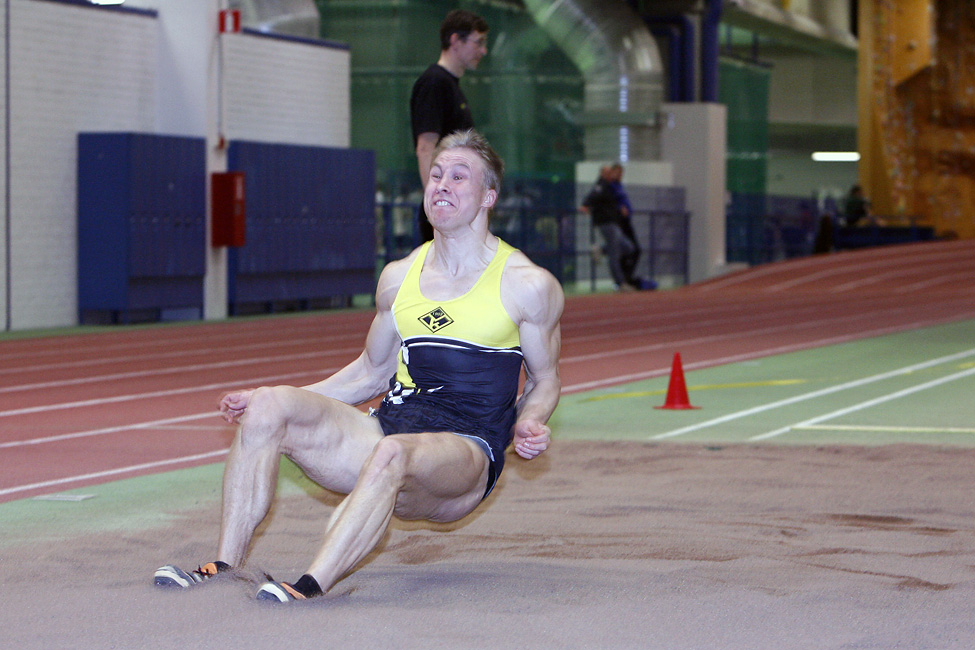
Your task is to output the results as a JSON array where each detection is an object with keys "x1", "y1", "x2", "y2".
[
  {"x1": 300, "y1": 257, "x2": 411, "y2": 404},
  {"x1": 219, "y1": 255, "x2": 414, "y2": 423},
  {"x1": 503, "y1": 256, "x2": 564, "y2": 459}
]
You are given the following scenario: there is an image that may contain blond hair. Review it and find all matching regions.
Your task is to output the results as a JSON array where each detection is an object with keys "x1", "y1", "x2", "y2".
[{"x1": 433, "y1": 129, "x2": 504, "y2": 192}]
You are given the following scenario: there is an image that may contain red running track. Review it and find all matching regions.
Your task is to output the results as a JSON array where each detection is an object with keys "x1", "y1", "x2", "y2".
[{"x1": 2, "y1": 239, "x2": 974, "y2": 503}]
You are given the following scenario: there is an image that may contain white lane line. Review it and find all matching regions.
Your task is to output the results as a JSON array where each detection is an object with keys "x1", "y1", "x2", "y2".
[
  {"x1": 0, "y1": 449, "x2": 228, "y2": 498},
  {"x1": 563, "y1": 300, "x2": 975, "y2": 366},
  {"x1": 0, "y1": 348, "x2": 357, "y2": 394},
  {"x1": 0, "y1": 367, "x2": 333, "y2": 418},
  {"x1": 5, "y1": 314, "x2": 958, "y2": 424},
  {"x1": 5, "y1": 292, "x2": 960, "y2": 393},
  {"x1": 0, "y1": 320, "x2": 364, "y2": 366},
  {"x1": 894, "y1": 270, "x2": 975, "y2": 294},
  {"x1": 152, "y1": 425, "x2": 227, "y2": 431},
  {"x1": 9, "y1": 368, "x2": 973, "y2": 499},
  {"x1": 749, "y1": 365, "x2": 975, "y2": 441},
  {"x1": 7, "y1": 344, "x2": 975, "y2": 499},
  {"x1": 766, "y1": 250, "x2": 967, "y2": 294},
  {"x1": 650, "y1": 347, "x2": 975, "y2": 441},
  {"x1": 0, "y1": 332, "x2": 361, "y2": 377},
  {"x1": 0, "y1": 412, "x2": 219, "y2": 449},
  {"x1": 1, "y1": 330, "x2": 823, "y2": 417},
  {"x1": 5, "y1": 317, "x2": 974, "y2": 445},
  {"x1": 0, "y1": 351, "x2": 724, "y2": 447},
  {"x1": 563, "y1": 317, "x2": 968, "y2": 395}
]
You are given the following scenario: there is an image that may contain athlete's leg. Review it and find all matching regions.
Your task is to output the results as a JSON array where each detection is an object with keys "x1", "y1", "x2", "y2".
[
  {"x1": 303, "y1": 432, "x2": 490, "y2": 593},
  {"x1": 598, "y1": 223, "x2": 630, "y2": 286},
  {"x1": 619, "y1": 219, "x2": 641, "y2": 285},
  {"x1": 216, "y1": 385, "x2": 384, "y2": 566}
]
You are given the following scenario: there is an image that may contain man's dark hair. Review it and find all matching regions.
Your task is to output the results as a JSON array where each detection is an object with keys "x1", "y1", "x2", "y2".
[{"x1": 440, "y1": 9, "x2": 489, "y2": 50}]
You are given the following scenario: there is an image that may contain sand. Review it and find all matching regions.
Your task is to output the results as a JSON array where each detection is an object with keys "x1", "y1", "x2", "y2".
[{"x1": 5, "y1": 440, "x2": 975, "y2": 649}]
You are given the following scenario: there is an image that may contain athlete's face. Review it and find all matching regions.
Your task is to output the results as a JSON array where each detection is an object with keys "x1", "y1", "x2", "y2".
[{"x1": 424, "y1": 147, "x2": 497, "y2": 232}]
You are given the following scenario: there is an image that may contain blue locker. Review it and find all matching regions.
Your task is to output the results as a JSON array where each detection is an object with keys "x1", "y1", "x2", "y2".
[
  {"x1": 226, "y1": 141, "x2": 376, "y2": 312},
  {"x1": 78, "y1": 132, "x2": 206, "y2": 323}
]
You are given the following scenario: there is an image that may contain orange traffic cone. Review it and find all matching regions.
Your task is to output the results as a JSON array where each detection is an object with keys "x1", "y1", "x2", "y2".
[{"x1": 655, "y1": 352, "x2": 699, "y2": 410}]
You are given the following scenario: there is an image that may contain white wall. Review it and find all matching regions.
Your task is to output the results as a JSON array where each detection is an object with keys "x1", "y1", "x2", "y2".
[
  {"x1": 148, "y1": 0, "x2": 214, "y2": 137},
  {"x1": 0, "y1": 2, "x2": 7, "y2": 328},
  {"x1": 222, "y1": 32, "x2": 350, "y2": 147},
  {"x1": 4, "y1": 0, "x2": 156, "y2": 330},
  {"x1": 0, "y1": 0, "x2": 352, "y2": 331},
  {"x1": 214, "y1": 28, "x2": 350, "y2": 318}
]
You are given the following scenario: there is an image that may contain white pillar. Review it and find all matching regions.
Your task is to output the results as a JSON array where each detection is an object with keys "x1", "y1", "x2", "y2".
[
  {"x1": 660, "y1": 103, "x2": 728, "y2": 283},
  {"x1": 153, "y1": 0, "x2": 228, "y2": 320}
]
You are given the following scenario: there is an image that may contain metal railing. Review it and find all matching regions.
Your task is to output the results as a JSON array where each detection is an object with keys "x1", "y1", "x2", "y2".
[{"x1": 375, "y1": 201, "x2": 690, "y2": 290}]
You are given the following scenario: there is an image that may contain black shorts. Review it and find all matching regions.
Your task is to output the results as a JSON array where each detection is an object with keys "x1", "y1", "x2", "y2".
[{"x1": 370, "y1": 405, "x2": 502, "y2": 499}]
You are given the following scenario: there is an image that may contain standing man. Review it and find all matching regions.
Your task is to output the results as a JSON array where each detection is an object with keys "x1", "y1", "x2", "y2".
[
  {"x1": 153, "y1": 130, "x2": 564, "y2": 603},
  {"x1": 410, "y1": 9, "x2": 489, "y2": 242},
  {"x1": 581, "y1": 165, "x2": 640, "y2": 292},
  {"x1": 606, "y1": 164, "x2": 644, "y2": 289}
]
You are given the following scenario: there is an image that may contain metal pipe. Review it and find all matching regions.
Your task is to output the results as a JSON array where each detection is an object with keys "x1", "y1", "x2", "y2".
[
  {"x1": 700, "y1": 0, "x2": 723, "y2": 102},
  {"x1": 522, "y1": 0, "x2": 665, "y2": 162},
  {"x1": 646, "y1": 14, "x2": 696, "y2": 103}
]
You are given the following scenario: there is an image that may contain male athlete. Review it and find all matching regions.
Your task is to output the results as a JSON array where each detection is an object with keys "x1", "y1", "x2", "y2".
[{"x1": 154, "y1": 129, "x2": 563, "y2": 602}]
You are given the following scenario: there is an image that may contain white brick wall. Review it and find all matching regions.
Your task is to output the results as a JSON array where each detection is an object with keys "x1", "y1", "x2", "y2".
[
  {"x1": 0, "y1": 2, "x2": 7, "y2": 326},
  {"x1": 0, "y1": 2, "x2": 352, "y2": 330},
  {"x1": 222, "y1": 31, "x2": 350, "y2": 147},
  {"x1": 6, "y1": 0, "x2": 156, "y2": 329}
]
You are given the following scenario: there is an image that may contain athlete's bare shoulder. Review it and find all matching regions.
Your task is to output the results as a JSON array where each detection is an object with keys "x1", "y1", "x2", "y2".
[
  {"x1": 501, "y1": 250, "x2": 564, "y2": 326},
  {"x1": 375, "y1": 246, "x2": 425, "y2": 311}
]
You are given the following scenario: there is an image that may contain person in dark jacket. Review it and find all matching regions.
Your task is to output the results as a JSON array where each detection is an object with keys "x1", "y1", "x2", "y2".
[{"x1": 581, "y1": 165, "x2": 640, "y2": 291}]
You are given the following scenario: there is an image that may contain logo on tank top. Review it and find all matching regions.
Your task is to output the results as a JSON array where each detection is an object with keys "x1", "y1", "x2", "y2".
[{"x1": 418, "y1": 307, "x2": 454, "y2": 332}]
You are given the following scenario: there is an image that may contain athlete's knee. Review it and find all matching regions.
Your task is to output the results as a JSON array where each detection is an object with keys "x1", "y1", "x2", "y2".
[
  {"x1": 359, "y1": 436, "x2": 410, "y2": 488},
  {"x1": 237, "y1": 386, "x2": 292, "y2": 447}
]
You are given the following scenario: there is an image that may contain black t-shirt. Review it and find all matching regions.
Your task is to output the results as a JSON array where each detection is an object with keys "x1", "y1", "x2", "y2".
[{"x1": 410, "y1": 64, "x2": 474, "y2": 145}]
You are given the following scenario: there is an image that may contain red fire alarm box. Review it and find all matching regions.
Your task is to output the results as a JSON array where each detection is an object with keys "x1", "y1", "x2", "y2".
[
  {"x1": 211, "y1": 172, "x2": 246, "y2": 247},
  {"x1": 219, "y1": 9, "x2": 242, "y2": 33}
]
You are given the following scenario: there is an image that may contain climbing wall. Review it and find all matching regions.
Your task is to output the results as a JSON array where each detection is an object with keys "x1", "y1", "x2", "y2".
[{"x1": 860, "y1": 0, "x2": 975, "y2": 238}]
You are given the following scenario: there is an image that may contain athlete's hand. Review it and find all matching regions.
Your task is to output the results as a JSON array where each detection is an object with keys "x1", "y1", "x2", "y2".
[
  {"x1": 219, "y1": 389, "x2": 255, "y2": 424},
  {"x1": 513, "y1": 419, "x2": 551, "y2": 460}
]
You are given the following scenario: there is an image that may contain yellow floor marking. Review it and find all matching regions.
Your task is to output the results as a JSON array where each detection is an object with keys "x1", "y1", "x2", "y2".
[
  {"x1": 582, "y1": 379, "x2": 805, "y2": 402},
  {"x1": 795, "y1": 424, "x2": 975, "y2": 434}
]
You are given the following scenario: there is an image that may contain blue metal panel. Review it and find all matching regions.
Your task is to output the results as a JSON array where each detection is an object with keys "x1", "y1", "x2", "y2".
[
  {"x1": 226, "y1": 140, "x2": 376, "y2": 310},
  {"x1": 78, "y1": 132, "x2": 206, "y2": 322},
  {"x1": 78, "y1": 133, "x2": 133, "y2": 311}
]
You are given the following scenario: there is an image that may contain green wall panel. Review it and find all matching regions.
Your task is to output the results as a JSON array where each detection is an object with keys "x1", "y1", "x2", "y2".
[
  {"x1": 719, "y1": 57, "x2": 769, "y2": 195},
  {"x1": 317, "y1": 0, "x2": 584, "y2": 193}
]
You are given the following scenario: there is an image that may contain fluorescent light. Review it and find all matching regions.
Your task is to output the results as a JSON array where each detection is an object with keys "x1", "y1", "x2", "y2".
[{"x1": 812, "y1": 151, "x2": 860, "y2": 162}]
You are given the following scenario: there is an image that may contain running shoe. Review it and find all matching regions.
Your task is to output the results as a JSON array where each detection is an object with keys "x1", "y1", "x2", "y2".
[
  {"x1": 255, "y1": 580, "x2": 306, "y2": 602},
  {"x1": 153, "y1": 561, "x2": 228, "y2": 588}
]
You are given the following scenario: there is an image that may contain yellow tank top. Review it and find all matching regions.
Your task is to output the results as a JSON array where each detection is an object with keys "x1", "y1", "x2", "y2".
[
  {"x1": 377, "y1": 238, "x2": 524, "y2": 461},
  {"x1": 392, "y1": 239, "x2": 520, "y2": 350},
  {"x1": 382, "y1": 237, "x2": 522, "y2": 420}
]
